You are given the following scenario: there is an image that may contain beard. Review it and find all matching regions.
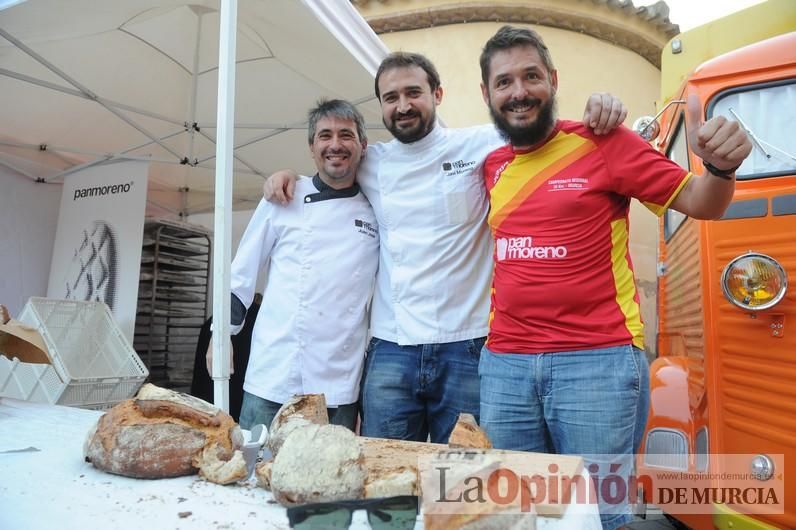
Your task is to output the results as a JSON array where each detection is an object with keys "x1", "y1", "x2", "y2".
[
  {"x1": 320, "y1": 148, "x2": 357, "y2": 181},
  {"x1": 324, "y1": 165, "x2": 352, "y2": 181},
  {"x1": 489, "y1": 96, "x2": 557, "y2": 148},
  {"x1": 384, "y1": 108, "x2": 435, "y2": 144}
]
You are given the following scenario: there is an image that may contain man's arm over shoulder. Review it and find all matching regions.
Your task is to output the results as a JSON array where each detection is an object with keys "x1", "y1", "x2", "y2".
[
  {"x1": 263, "y1": 170, "x2": 301, "y2": 204},
  {"x1": 583, "y1": 93, "x2": 628, "y2": 135}
]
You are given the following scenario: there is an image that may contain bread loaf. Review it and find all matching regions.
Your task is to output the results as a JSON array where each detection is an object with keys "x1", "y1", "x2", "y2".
[
  {"x1": 425, "y1": 512, "x2": 537, "y2": 530},
  {"x1": 254, "y1": 459, "x2": 274, "y2": 490},
  {"x1": 448, "y1": 413, "x2": 492, "y2": 449},
  {"x1": 423, "y1": 455, "x2": 536, "y2": 530},
  {"x1": 84, "y1": 384, "x2": 245, "y2": 481},
  {"x1": 267, "y1": 394, "x2": 329, "y2": 456},
  {"x1": 364, "y1": 468, "x2": 417, "y2": 498},
  {"x1": 196, "y1": 444, "x2": 248, "y2": 485},
  {"x1": 271, "y1": 423, "x2": 365, "y2": 505}
]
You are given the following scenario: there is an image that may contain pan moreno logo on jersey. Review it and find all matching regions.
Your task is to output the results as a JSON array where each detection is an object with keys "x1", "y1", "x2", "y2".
[
  {"x1": 73, "y1": 181, "x2": 134, "y2": 201},
  {"x1": 496, "y1": 236, "x2": 567, "y2": 261}
]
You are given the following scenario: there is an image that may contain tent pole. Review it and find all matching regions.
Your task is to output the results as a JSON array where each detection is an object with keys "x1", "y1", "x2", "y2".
[
  {"x1": 0, "y1": 67, "x2": 184, "y2": 126},
  {"x1": 187, "y1": 11, "x2": 204, "y2": 163},
  {"x1": 0, "y1": 157, "x2": 39, "y2": 180},
  {"x1": 0, "y1": 28, "x2": 185, "y2": 159},
  {"x1": 195, "y1": 129, "x2": 265, "y2": 177},
  {"x1": 0, "y1": 137, "x2": 179, "y2": 160},
  {"x1": 38, "y1": 129, "x2": 187, "y2": 182},
  {"x1": 211, "y1": 0, "x2": 238, "y2": 412}
]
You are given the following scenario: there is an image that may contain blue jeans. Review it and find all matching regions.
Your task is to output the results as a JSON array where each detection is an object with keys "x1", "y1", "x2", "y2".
[
  {"x1": 479, "y1": 344, "x2": 649, "y2": 530},
  {"x1": 239, "y1": 391, "x2": 359, "y2": 431},
  {"x1": 360, "y1": 337, "x2": 483, "y2": 443}
]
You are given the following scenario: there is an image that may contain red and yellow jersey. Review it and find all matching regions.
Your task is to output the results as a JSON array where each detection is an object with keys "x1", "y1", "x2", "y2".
[{"x1": 483, "y1": 120, "x2": 692, "y2": 353}]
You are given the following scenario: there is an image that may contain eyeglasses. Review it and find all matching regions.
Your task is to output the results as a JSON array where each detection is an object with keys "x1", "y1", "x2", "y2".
[{"x1": 286, "y1": 495, "x2": 418, "y2": 529}]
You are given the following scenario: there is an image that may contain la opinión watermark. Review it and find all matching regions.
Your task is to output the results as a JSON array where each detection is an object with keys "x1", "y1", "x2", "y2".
[{"x1": 418, "y1": 451, "x2": 784, "y2": 516}]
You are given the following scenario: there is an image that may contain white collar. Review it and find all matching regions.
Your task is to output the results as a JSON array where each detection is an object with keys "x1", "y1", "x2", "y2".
[{"x1": 391, "y1": 121, "x2": 445, "y2": 153}]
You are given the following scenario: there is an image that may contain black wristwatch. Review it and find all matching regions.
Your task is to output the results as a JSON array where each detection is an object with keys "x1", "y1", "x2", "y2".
[{"x1": 704, "y1": 161, "x2": 740, "y2": 180}]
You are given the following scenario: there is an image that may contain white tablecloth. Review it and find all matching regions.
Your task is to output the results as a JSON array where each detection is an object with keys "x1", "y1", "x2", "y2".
[{"x1": 0, "y1": 398, "x2": 601, "y2": 530}]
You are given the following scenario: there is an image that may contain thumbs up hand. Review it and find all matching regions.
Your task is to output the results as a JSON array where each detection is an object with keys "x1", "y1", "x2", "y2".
[{"x1": 686, "y1": 94, "x2": 752, "y2": 173}]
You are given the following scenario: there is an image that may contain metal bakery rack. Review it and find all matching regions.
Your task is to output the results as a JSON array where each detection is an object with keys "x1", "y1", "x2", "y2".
[{"x1": 134, "y1": 219, "x2": 210, "y2": 392}]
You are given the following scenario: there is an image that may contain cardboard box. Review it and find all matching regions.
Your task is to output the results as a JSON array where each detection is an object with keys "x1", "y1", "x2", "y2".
[{"x1": 0, "y1": 312, "x2": 51, "y2": 365}]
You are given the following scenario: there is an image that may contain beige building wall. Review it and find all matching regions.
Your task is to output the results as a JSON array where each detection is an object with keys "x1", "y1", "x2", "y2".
[{"x1": 356, "y1": 0, "x2": 678, "y2": 354}]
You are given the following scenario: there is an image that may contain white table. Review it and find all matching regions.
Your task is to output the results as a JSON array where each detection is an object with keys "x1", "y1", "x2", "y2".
[{"x1": 0, "y1": 398, "x2": 601, "y2": 530}]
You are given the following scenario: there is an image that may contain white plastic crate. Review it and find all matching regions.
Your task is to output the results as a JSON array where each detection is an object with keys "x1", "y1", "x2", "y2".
[{"x1": 0, "y1": 298, "x2": 148, "y2": 408}]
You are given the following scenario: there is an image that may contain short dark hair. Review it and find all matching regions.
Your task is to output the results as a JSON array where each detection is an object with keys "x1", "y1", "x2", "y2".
[
  {"x1": 374, "y1": 52, "x2": 441, "y2": 100},
  {"x1": 307, "y1": 99, "x2": 367, "y2": 145},
  {"x1": 480, "y1": 25, "x2": 555, "y2": 87}
]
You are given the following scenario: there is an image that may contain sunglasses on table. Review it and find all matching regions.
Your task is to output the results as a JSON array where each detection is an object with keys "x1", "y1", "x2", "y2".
[{"x1": 286, "y1": 495, "x2": 419, "y2": 529}]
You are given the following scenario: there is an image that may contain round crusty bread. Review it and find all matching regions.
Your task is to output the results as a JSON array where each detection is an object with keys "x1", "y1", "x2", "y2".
[
  {"x1": 270, "y1": 423, "x2": 365, "y2": 505},
  {"x1": 84, "y1": 384, "x2": 244, "y2": 480},
  {"x1": 267, "y1": 394, "x2": 329, "y2": 456}
]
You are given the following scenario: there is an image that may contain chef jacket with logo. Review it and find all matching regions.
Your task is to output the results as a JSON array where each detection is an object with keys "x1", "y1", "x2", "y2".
[
  {"x1": 230, "y1": 175, "x2": 378, "y2": 406},
  {"x1": 357, "y1": 124, "x2": 505, "y2": 345}
]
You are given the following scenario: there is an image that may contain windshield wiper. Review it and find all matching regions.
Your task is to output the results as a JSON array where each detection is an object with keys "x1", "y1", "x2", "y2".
[{"x1": 729, "y1": 107, "x2": 796, "y2": 163}]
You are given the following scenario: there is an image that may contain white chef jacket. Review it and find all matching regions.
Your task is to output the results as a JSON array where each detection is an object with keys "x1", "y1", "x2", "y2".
[
  {"x1": 230, "y1": 176, "x2": 379, "y2": 406},
  {"x1": 357, "y1": 124, "x2": 506, "y2": 345}
]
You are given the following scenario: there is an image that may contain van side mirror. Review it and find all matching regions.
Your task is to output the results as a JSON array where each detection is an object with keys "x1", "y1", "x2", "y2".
[
  {"x1": 632, "y1": 99, "x2": 686, "y2": 142},
  {"x1": 632, "y1": 116, "x2": 660, "y2": 142}
]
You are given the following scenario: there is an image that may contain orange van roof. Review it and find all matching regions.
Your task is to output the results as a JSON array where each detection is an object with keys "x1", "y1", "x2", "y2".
[{"x1": 692, "y1": 32, "x2": 796, "y2": 81}]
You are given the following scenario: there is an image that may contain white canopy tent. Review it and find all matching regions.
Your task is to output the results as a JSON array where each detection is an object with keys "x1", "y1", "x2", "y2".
[
  {"x1": 0, "y1": 0, "x2": 391, "y2": 408},
  {"x1": 0, "y1": 0, "x2": 389, "y2": 215}
]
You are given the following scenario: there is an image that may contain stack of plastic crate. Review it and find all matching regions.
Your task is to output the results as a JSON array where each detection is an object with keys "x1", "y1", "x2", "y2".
[{"x1": 0, "y1": 298, "x2": 148, "y2": 409}]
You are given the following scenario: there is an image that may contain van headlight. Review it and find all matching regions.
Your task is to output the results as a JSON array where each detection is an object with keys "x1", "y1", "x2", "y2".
[{"x1": 721, "y1": 253, "x2": 788, "y2": 311}]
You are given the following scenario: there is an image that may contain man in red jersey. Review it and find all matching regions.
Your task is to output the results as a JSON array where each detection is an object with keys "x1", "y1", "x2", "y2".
[{"x1": 478, "y1": 26, "x2": 752, "y2": 530}]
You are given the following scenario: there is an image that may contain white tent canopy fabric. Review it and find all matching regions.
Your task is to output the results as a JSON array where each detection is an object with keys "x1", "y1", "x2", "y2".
[
  {"x1": 0, "y1": 0, "x2": 391, "y2": 409},
  {"x1": 0, "y1": 0, "x2": 390, "y2": 216}
]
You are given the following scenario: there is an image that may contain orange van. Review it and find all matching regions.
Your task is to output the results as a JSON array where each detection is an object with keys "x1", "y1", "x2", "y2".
[{"x1": 635, "y1": 32, "x2": 796, "y2": 530}]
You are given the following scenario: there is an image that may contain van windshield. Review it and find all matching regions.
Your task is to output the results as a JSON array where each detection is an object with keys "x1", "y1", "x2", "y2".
[{"x1": 710, "y1": 80, "x2": 796, "y2": 179}]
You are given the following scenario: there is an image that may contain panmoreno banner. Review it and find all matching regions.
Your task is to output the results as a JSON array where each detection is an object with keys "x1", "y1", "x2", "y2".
[{"x1": 47, "y1": 160, "x2": 148, "y2": 342}]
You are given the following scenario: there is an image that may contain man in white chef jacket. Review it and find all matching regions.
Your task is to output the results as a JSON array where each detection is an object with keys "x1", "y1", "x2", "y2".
[{"x1": 209, "y1": 99, "x2": 378, "y2": 430}]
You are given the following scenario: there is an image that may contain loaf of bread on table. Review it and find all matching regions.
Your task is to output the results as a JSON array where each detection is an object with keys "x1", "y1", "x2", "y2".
[
  {"x1": 254, "y1": 458, "x2": 273, "y2": 490},
  {"x1": 270, "y1": 423, "x2": 366, "y2": 505},
  {"x1": 84, "y1": 383, "x2": 245, "y2": 483},
  {"x1": 267, "y1": 393, "x2": 329, "y2": 456},
  {"x1": 254, "y1": 394, "x2": 328, "y2": 493},
  {"x1": 448, "y1": 413, "x2": 492, "y2": 449}
]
